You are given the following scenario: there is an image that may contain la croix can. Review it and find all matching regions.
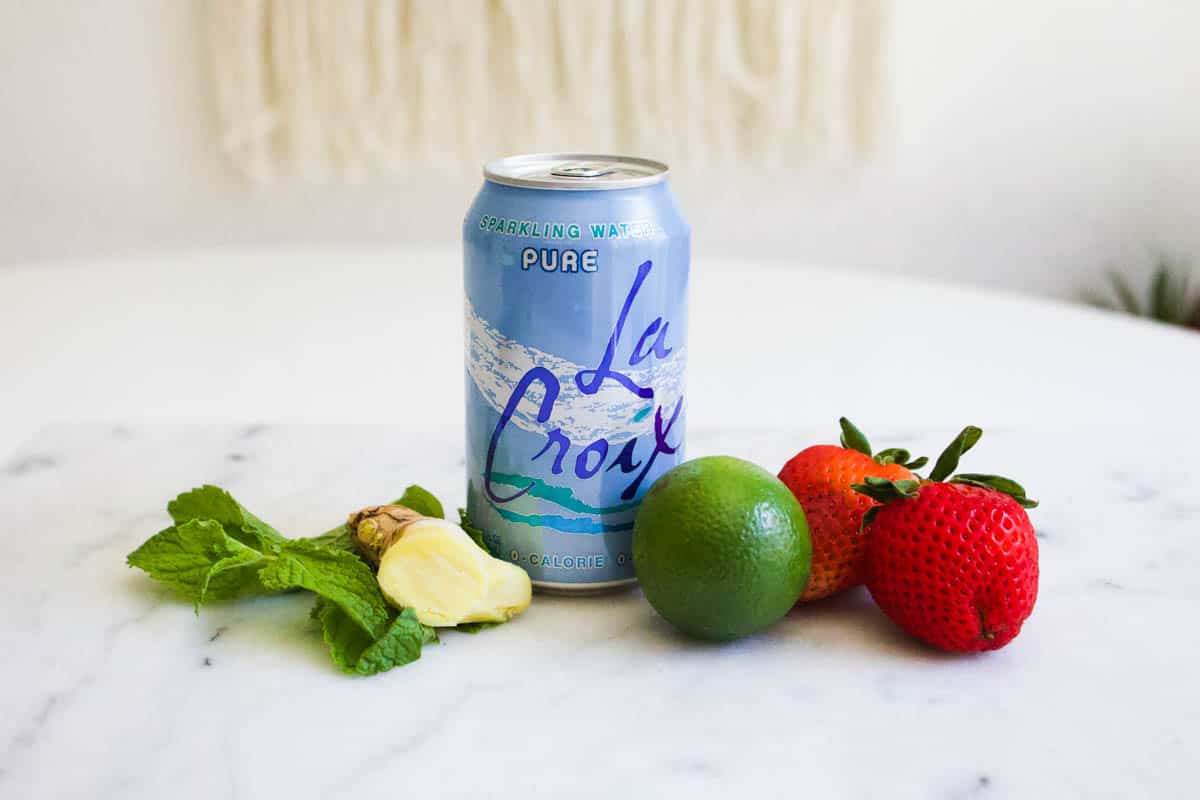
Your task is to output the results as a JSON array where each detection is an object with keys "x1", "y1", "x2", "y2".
[{"x1": 463, "y1": 153, "x2": 690, "y2": 593}]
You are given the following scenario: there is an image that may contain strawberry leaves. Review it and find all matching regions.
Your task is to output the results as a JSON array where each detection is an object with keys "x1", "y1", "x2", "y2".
[
  {"x1": 874, "y1": 448, "x2": 928, "y2": 470},
  {"x1": 853, "y1": 477, "x2": 923, "y2": 530},
  {"x1": 839, "y1": 417, "x2": 928, "y2": 469},
  {"x1": 839, "y1": 417, "x2": 873, "y2": 456},
  {"x1": 852, "y1": 476, "x2": 922, "y2": 503},
  {"x1": 852, "y1": 426, "x2": 1038, "y2": 513},
  {"x1": 951, "y1": 474, "x2": 1038, "y2": 508},
  {"x1": 928, "y1": 426, "x2": 982, "y2": 482}
]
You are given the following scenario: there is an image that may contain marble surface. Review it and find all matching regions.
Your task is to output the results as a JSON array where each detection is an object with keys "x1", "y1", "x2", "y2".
[
  {"x1": 2, "y1": 422, "x2": 1197, "y2": 799},
  {"x1": 4, "y1": 246, "x2": 1200, "y2": 460}
]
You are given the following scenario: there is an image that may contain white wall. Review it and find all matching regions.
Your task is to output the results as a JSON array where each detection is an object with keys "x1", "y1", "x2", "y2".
[{"x1": 2, "y1": 1, "x2": 1198, "y2": 298}]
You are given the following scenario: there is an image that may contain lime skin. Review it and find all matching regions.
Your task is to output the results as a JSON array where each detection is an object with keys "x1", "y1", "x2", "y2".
[{"x1": 633, "y1": 456, "x2": 812, "y2": 641}]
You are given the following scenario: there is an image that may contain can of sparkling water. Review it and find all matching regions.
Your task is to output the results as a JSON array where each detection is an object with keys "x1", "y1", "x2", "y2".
[{"x1": 463, "y1": 153, "x2": 690, "y2": 593}]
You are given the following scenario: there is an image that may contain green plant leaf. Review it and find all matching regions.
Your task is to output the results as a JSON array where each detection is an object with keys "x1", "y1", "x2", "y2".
[
  {"x1": 396, "y1": 485, "x2": 445, "y2": 519},
  {"x1": 456, "y1": 621, "x2": 502, "y2": 634},
  {"x1": 302, "y1": 524, "x2": 358, "y2": 553},
  {"x1": 873, "y1": 447, "x2": 909, "y2": 465},
  {"x1": 1108, "y1": 271, "x2": 1142, "y2": 315},
  {"x1": 168, "y1": 485, "x2": 287, "y2": 554},
  {"x1": 928, "y1": 426, "x2": 983, "y2": 482},
  {"x1": 951, "y1": 473, "x2": 1039, "y2": 508},
  {"x1": 127, "y1": 519, "x2": 272, "y2": 606},
  {"x1": 838, "y1": 417, "x2": 872, "y2": 456},
  {"x1": 859, "y1": 505, "x2": 882, "y2": 531},
  {"x1": 259, "y1": 539, "x2": 392, "y2": 638},
  {"x1": 314, "y1": 599, "x2": 438, "y2": 676},
  {"x1": 458, "y1": 508, "x2": 489, "y2": 553},
  {"x1": 198, "y1": 551, "x2": 273, "y2": 605},
  {"x1": 850, "y1": 476, "x2": 922, "y2": 504},
  {"x1": 1150, "y1": 263, "x2": 1174, "y2": 322},
  {"x1": 874, "y1": 448, "x2": 928, "y2": 470}
]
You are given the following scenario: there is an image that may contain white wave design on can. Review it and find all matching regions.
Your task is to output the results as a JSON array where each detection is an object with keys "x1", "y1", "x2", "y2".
[{"x1": 465, "y1": 298, "x2": 685, "y2": 444}]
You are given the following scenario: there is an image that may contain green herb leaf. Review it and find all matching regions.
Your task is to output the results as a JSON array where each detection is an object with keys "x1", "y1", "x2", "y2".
[
  {"x1": 302, "y1": 524, "x2": 358, "y2": 554},
  {"x1": 199, "y1": 551, "x2": 272, "y2": 604},
  {"x1": 838, "y1": 417, "x2": 873, "y2": 456},
  {"x1": 458, "y1": 508, "x2": 489, "y2": 552},
  {"x1": 315, "y1": 599, "x2": 438, "y2": 675},
  {"x1": 168, "y1": 485, "x2": 287, "y2": 554},
  {"x1": 397, "y1": 485, "x2": 445, "y2": 519},
  {"x1": 455, "y1": 621, "x2": 502, "y2": 634},
  {"x1": 130, "y1": 484, "x2": 462, "y2": 677},
  {"x1": 127, "y1": 520, "x2": 271, "y2": 606},
  {"x1": 928, "y1": 426, "x2": 983, "y2": 482},
  {"x1": 259, "y1": 540, "x2": 391, "y2": 638}
]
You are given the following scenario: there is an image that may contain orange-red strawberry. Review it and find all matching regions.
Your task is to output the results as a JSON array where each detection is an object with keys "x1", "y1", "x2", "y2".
[
  {"x1": 855, "y1": 427, "x2": 1039, "y2": 652},
  {"x1": 778, "y1": 419, "x2": 926, "y2": 602}
]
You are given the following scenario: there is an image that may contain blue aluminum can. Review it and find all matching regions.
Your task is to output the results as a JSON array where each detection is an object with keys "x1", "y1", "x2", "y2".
[{"x1": 463, "y1": 153, "x2": 689, "y2": 593}]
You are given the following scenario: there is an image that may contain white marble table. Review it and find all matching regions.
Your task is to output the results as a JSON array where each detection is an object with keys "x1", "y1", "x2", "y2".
[{"x1": 2, "y1": 248, "x2": 1199, "y2": 798}]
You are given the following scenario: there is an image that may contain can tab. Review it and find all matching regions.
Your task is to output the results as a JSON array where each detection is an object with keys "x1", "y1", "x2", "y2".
[{"x1": 550, "y1": 162, "x2": 616, "y2": 179}]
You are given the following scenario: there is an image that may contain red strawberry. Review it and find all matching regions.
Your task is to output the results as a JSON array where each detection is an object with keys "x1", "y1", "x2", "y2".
[
  {"x1": 854, "y1": 427, "x2": 1039, "y2": 652},
  {"x1": 779, "y1": 419, "x2": 927, "y2": 602}
]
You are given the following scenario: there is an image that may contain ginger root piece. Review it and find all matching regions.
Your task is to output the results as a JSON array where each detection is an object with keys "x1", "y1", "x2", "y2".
[
  {"x1": 348, "y1": 504, "x2": 426, "y2": 565},
  {"x1": 348, "y1": 507, "x2": 532, "y2": 627},
  {"x1": 463, "y1": 559, "x2": 533, "y2": 624}
]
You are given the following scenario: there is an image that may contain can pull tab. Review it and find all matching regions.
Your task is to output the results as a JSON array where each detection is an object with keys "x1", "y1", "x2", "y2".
[{"x1": 550, "y1": 162, "x2": 616, "y2": 179}]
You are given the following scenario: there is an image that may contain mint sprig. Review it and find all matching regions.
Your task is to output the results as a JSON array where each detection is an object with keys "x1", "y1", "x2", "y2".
[
  {"x1": 127, "y1": 519, "x2": 271, "y2": 607},
  {"x1": 168, "y1": 485, "x2": 289, "y2": 553},
  {"x1": 127, "y1": 483, "x2": 481, "y2": 676},
  {"x1": 314, "y1": 599, "x2": 438, "y2": 675}
]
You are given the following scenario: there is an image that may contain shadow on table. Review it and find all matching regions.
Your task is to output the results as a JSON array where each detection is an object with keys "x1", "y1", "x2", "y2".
[
  {"x1": 627, "y1": 584, "x2": 960, "y2": 662},
  {"x1": 782, "y1": 587, "x2": 960, "y2": 661}
]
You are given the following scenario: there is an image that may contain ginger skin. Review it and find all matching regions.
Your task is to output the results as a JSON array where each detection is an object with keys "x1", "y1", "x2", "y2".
[{"x1": 348, "y1": 505, "x2": 426, "y2": 565}]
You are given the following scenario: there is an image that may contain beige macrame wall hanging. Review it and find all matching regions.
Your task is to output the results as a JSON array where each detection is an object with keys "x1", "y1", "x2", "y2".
[{"x1": 206, "y1": 0, "x2": 890, "y2": 182}]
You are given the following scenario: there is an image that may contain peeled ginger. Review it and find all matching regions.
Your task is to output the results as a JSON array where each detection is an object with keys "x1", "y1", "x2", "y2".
[{"x1": 349, "y1": 506, "x2": 531, "y2": 627}]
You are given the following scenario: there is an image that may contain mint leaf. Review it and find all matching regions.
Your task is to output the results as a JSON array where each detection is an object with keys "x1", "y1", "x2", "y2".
[
  {"x1": 168, "y1": 485, "x2": 287, "y2": 553},
  {"x1": 356, "y1": 611, "x2": 439, "y2": 675},
  {"x1": 315, "y1": 599, "x2": 438, "y2": 675},
  {"x1": 130, "y1": 484, "x2": 460, "y2": 677},
  {"x1": 303, "y1": 524, "x2": 358, "y2": 554},
  {"x1": 458, "y1": 508, "x2": 488, "y2": 552},
  {"x1": 397, "y1": 485, "x2": 445, "y2": 519},
  {"x1": 259, "y1": 539, "x2": 391, "y2": 637},
  {"x1": 455, "y1": 621, "x2": 501, "y2": 634},
  {"x1": 127, "y1": 520, "x2": 270, "y2": 605},
  {"x1": 199, "y1": 550, "x2": 272, "y2": 603}
]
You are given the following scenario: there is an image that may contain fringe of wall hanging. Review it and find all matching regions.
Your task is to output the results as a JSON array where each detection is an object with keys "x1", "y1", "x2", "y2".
[{"x1": 206, "y1": 0, "x2": 890, "y2": 182}]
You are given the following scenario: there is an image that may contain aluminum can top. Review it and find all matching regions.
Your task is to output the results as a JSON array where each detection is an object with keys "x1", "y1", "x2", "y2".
[{"x1": 483, "y1": 152, "x2": 669, "y2": 191}]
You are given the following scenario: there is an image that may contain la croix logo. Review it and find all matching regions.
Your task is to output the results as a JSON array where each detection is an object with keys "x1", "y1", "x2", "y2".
[{"x1": 485, "y1": 260, "x2": 683, "y2": 504}]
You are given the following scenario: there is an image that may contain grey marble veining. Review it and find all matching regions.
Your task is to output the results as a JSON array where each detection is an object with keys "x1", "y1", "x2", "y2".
[{"x1": 0, "y1": 424, "x2": 1197, "y2": 799}]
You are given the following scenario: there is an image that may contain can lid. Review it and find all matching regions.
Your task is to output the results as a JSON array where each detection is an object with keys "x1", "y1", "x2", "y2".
[{"x1": 483, "y1": 153, "x2": 669, "y2": 191}]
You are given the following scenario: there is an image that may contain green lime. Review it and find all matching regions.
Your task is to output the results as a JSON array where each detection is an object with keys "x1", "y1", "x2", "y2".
[{"x1": 633, "y1": 456, "x2": 811, "y2": 641}]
